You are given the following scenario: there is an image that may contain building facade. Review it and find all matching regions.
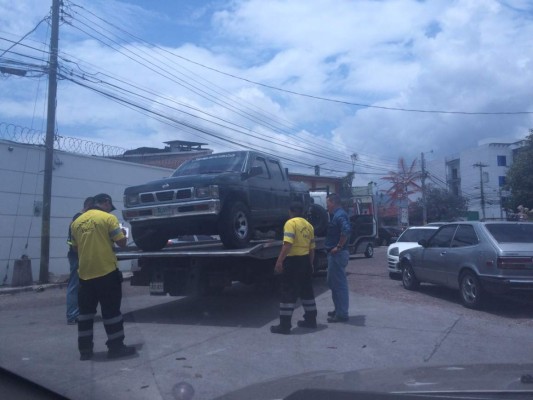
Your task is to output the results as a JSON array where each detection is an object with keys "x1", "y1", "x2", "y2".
[{"x1": 445, "y1": 141, "x2": 524, "y2": 220}]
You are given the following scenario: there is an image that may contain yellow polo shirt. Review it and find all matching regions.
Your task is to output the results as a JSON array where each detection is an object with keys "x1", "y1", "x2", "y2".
[
  {"x1": 70, "y1": 209, "x2": 125, "y2": 280},
  {"x1": 283, "y1": 217, "x2": 315, "y2": 256}
]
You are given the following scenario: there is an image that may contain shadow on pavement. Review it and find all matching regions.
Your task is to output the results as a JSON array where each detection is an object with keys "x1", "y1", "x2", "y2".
[{"x1": 123, "y1": 280, "x2": 331, "y2": 328}]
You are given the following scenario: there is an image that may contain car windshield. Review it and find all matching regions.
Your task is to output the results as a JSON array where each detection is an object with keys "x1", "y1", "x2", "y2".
[
  {"x1": 172, "y1": 152, "x2": 246, "y2": 176},
  {"x1": 485, "y1": 223, "x2": 533, "y2": 243},
  {"x1": 397, "y1": 228, "x2": 436, "y2": 243}
]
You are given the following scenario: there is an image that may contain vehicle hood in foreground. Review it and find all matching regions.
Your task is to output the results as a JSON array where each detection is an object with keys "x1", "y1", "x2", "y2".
[{"x1": 214, "y1": 363, "x2": 533, "y2": 400}]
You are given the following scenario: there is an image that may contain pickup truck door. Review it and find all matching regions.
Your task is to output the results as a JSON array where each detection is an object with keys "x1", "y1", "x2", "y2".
[
  {"x1": 267, "y1": 159, "x2": 290, "y2": 219},
  {"x1": 246, "y1": 156, "x2": 273, "y2": 223}
]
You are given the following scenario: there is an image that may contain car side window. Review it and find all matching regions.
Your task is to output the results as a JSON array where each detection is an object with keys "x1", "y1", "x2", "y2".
[
  {"x1": 268, "y1": 160, "x2": 285, "y2": 181},
  {"x1": 428, "y1": 225, "x2": 457, "y2": 248},
  {"x1": 251, "y1": 157, "x2": 270, "y2": 179},
  {"x1": 451, "y1": 225, "x2": 479, "y2": 247}
]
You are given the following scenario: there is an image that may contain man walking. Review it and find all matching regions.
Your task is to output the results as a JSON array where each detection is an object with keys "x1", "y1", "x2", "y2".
[
  {"x1": 271, "y1": 202, "x2": 317, "y2": 335},
  {"x1": 70, "y1": 193, "x2": 136, "y2": 360},
  {"x1": 325, "y1": 193, "x2": 351, "y2": 323},
  {"x1": 66, "y1": 196, "x2": 94, "y2": 325}
]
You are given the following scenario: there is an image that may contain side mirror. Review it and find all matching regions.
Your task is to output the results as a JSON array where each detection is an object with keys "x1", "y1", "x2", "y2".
[{"x1": 418, "y1": 239, "x2": 428, "y2": 247}]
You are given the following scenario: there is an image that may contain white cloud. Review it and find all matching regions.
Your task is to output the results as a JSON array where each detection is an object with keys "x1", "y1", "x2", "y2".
[{"x1": 1, "y1": 0, "x2": 532, "y2": 179}]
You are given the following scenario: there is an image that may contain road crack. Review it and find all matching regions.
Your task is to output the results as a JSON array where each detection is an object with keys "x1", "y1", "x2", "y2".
[{"x1": 424, "y1": 317, "x2": 460, "y2": 362}]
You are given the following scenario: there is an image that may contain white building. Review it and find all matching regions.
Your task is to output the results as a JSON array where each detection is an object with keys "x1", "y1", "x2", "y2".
[
  {"x1": 445, "y1": 140, "x2": 525, "y2": 220},
  {"x1": 0, "y1": 139, "x2": 173, "y2": 285}
]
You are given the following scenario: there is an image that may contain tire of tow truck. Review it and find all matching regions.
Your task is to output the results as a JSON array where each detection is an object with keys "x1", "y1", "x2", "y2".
[
  {"x1": 307, "y1": 203, "x2": 328, "y2": 237},
  {"x1": 131, "y1": 227, "x2": 168, "y2": 251},
  {"x1": 219, "y1": 201, "x2": 253, "y2": 249},
  {"x1": 364, "y1": 243, "x2": 374, "y2": 258}
]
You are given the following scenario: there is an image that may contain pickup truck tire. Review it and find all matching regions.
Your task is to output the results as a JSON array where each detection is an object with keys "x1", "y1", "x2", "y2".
[
  {"x1": 364, "y1": 243, "x2": 374, "y2": 258},
  {"x1": 131, "y1": 226, "x2": 168, "y2": 251},
  {"x1": 307, "y1": 204, "x2": 328, "y2": 237},
  {"x1": 219, "y1": 201, "x2": 253, "y2": 248}
]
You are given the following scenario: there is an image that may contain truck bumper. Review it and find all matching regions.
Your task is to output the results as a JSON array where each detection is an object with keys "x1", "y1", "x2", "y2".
[{"x1": 123, "y1": 199, "x2": 221, "y2": 223}]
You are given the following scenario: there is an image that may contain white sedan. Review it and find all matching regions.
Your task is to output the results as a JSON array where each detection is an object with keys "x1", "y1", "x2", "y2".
[{"x1": 387, "y1": 226, "x2": 439, "y2": 279}]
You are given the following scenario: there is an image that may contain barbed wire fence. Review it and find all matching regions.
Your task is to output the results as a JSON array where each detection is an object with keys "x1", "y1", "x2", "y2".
[{"x1": 0, "y1": 122, "x2": 128, "y2": 157}]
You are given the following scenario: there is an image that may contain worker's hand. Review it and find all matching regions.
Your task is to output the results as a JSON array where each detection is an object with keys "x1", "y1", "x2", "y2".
[
  {"x1": 331, "y1": 246, "x2": 339, "y2": 254},
  {"x1": 274, "y1": 261, "x2": 284, "y2": 274}
]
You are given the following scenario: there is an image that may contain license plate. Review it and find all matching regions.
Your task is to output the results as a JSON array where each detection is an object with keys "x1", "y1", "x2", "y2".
[
  {"x1": 156, "y1": 207, "x2": 173, "y2": 216},
  {"x1": 149, "y1": 281, "x2": 165, "y2": 294}
]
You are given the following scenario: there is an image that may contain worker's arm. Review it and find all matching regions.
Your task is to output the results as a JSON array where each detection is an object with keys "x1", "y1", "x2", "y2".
[{"x1": 275, "y1": 242, "x2": 293, "y2": 274}]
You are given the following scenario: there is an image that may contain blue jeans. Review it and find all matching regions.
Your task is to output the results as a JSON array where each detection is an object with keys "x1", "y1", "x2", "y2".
[
  {"x1": 67, "y1": 252, "x2": 79, "y2": 322},
  {"x1": 327, "y1": 250, "x2": 349, "y2": 319}
]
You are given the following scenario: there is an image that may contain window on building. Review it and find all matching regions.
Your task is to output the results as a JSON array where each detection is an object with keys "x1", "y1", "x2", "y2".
[
  {"x1": 497, "y1": 155, "x2": 507, "y2": 166},
  {"x1": 451, "y1": 168, "x2": 458, "y2": 179},
  {"x1": 499, "y1": 176, "x2": 506, "y2": 187}
]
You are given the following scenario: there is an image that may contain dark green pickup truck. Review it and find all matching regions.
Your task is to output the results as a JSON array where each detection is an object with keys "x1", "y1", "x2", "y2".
[{"x1": 122, "y1": 151, "x2": 326, "y2": 251}]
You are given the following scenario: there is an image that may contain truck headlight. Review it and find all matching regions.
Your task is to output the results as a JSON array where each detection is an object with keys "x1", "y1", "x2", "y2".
[
  {"x1": 124, "y1": 194, "x2": 139, "y2": 206},
  {"x1": 195, "y1": 185, "x2": 219, "y2": 199},
  {"x1": 389, "y1": 247, "x2": 399, "y2": 256}
]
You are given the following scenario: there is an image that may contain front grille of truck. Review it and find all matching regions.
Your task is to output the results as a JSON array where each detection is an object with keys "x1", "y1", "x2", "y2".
[
  {"x1": 156, "y1": 191, "x2": 174, "y2": 201},
  {"x1": 138, "y1": 188, "x2": 193, "y2": 204}
]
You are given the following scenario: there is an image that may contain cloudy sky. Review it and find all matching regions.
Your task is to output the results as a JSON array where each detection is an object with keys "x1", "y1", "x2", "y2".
[{"x1": 1, "y1": 0, "x2": 532, "y2": 185}]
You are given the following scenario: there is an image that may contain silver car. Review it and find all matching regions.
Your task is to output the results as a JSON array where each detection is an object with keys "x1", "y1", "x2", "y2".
[
  {"x1": 399, "y1": 221, "x2": 533, "y2": 309},
  {"x1": 387, "y1": 226, "x2": 439, "y2": 279}
]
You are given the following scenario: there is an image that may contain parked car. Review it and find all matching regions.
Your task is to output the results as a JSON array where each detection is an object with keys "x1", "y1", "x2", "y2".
[
  {"x1": 387, "y1": 226, "x2": 439, "y2": 279},
  {"x1": 399, "y1": 222, "x2": 533, "y2": 309}
]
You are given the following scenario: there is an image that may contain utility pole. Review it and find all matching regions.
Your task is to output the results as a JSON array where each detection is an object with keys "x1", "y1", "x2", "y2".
[
  {"x1": 420, "y1": 152, "x2": 427, "y2": 225},
  {"x1": 473, "y1": 162, "x2": 488, "y2": 221},
  {"x1": 39, "y1": 0, "x2": 60, "y2": 283}
]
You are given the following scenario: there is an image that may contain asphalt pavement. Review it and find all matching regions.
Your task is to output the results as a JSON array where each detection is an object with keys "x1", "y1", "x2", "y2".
[{"x1": 1, "y1": 247, "x2": 533, "y2": 400}]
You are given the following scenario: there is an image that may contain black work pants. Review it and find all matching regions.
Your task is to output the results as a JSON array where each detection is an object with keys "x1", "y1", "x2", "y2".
[
  {"x1": 278, "y1": 255, "x2": 317, "y2": 327},
  {"x1": 78, "y1": 269, "x2": 125, "y2": 354}
]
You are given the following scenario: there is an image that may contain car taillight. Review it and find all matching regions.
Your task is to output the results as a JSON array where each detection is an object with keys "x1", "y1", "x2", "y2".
[{"x1": 497, "y1": 257, "x2": 533, "y2": 270}]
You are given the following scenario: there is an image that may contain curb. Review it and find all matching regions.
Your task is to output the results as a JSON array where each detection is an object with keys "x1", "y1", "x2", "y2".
[{"x1": 0, "y1": 272, "x2": 133, "y2": 296}]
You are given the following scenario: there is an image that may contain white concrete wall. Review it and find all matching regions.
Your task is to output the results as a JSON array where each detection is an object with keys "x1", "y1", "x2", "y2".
[{"x1": 0, "y1": 140, "x2": 173, "y2": 284}]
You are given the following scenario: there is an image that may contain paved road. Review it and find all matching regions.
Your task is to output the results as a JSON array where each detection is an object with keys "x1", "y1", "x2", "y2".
[{"x1": 1, "y1": 246, "x2": 533, "y2": 400}]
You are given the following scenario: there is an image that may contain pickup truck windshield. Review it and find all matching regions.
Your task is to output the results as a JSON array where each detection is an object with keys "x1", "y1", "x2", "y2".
[{"x1": 172, "y1": 152, "x2": 246, "y2": 177}]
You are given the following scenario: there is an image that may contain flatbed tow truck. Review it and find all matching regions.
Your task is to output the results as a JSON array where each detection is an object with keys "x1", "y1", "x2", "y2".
[{"x1": 116, "y1": 237, "x2": 328, "y2": 296}]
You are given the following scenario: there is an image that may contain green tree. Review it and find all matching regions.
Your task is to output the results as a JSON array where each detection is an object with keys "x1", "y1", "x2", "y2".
[
  {"x1": 506, "y1": 130, "x2": 533, "y2": 210},
  {"x1": 411, "y1": 186, "x2": 468, "y2": 223}
]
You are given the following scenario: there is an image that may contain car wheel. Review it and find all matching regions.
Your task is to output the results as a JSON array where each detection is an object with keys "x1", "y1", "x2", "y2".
[
  {"x1": 364, "y1": 243, "x2": 374, "y2": 258},
  {"x1": 459, "y1": 271, "x2": 484, "y2": 309},
  {"x1": 219, "y1": 201, "x2": 252, "y2": 249},
  {"x1": 402, "y1": 261, "x2": 420, "y2": 290},
  {"x1": 131, "y1": 227, "x2": 168, "y2": 251}
]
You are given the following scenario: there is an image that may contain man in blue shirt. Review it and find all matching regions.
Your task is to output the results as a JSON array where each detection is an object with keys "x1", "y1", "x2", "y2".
[{"x1": 325, "y1": 193, "x2": 351, "y2": 322}]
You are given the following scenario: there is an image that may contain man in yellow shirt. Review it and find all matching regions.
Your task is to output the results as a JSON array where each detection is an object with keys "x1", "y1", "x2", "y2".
[
  {"x1": 71, "y1": 193, "x2": 136, "y2": 360},
  {"x1": 271, "y1": 202, "x2": 317, "y2": 334}
]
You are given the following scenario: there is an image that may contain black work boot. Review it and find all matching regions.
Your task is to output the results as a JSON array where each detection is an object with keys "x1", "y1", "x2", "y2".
[
  {"x1": 270, "y1": 324, "x2": 291, "y2": 335},
  {"x1": 270, "y1": 315, "x2": 291, "y2": 334},
  {"x1": 297, "y1": 319, "x2": 317, "y2": 328},
  {"x1": 107, "y1": 345, "x2": 137, "y2": 359}
]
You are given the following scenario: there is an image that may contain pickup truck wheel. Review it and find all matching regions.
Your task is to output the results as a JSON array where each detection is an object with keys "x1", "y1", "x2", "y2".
[
  {"x1": 131, "y1": 227, "x2": 168, "y2": 251},
  {"x1": 364, "y1": 243, "x2": 374, "y2": 258},
  {"x1": 219, "y1": 202, "x2": 252, "y2": 248},
  {"x1": 307, "y1": 204, "x2": 328, "y2": 237}
]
